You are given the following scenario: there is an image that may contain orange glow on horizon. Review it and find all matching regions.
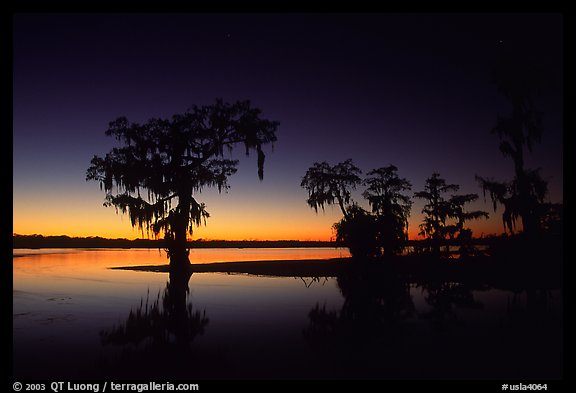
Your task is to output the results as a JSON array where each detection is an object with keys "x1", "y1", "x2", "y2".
[
  {"x1": 13, "y1": 187, "x2": 507, "y2": 242},
  {"x1": 14, "y1": 215, "x2": 506, "y2": 242}
]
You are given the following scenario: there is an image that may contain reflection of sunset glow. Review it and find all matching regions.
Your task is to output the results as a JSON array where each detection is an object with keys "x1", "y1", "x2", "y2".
[
  {"x1": 13, "y1": 248, "x2": 349, "y2": 267},
  {"x1": 13, "y1": 248, "x2": 350, "y2": 297},
  {"x1": 187, "y1": 247, "x2": 350, "y2": 263}
]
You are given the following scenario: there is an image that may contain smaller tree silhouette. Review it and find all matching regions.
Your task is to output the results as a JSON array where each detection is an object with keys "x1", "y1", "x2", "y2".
[
  {"x1": 415, "y1": 173, "x2": 487, "y2": 257},
  {"x1": 447, "y1": 193, "x2": 489, "y2": 257},
  {"x1": 476, "y1": 169, "x2": 547, "y2": 235},
  {"x1": 363, "y1": 165, "x2": 412, "y2": 257},
  {"x1": 302, "y1": 159, "x2": 370, "y2": 258},
  {"x1": 302, "y1": 161, "x2": 416, "y2": 259},
  {"x1": 414, "y1": 173, "x2": 458, "y2": 256},
  {"x1": 300, "y1": 159, "x2": 362, "y2": 220},
  {"x1": 333, "y1": 204, "x2": 379, "y2": 259}
]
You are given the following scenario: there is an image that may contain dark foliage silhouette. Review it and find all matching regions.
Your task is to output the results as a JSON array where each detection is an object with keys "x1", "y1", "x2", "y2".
[
  {"x1": 414, "y1": 173, "x2": 487, "y2": 257},
  {"x1": 448, "y1": 193, "x2": 489, "y2": 257},
  {"x1": 476, "y1": 47, "x2": 551, "y2": 237},
  {"x1": 302, "y1": 161, "x2": 415, "y2": 259},
  {"x1": 476, "y1": 171, "x2": 547, "y2": 236},
  {"x1": 413, "y1": 173, "x2": 457, "y2": 256},
  {"x1": 538, "y1": 203, "x2": 563, "y2": 237},
  {"x1": 86, "y1": 99, "x2": 279, "y2": 271},
  {"x1": 11, "y1": 234, "x2": 335, "y2": 250},
  {"x1": 300, "y1": 159, "x2": 362, "y2": 219},
  {"x1": 363, "y1": 165, "x2": 412, "y2": 257},
  {"x1": 301, "y1": 159, "x2": 373, "y2": 259},
  {"x1": 333, "y1": 204, "x2": 379, "y2": 259}
]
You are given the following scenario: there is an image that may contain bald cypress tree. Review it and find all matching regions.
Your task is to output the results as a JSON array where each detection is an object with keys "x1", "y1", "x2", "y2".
[
  {"x1": 415, "y1": 173, "x2": 487, "y2": 257},
  {"x1": 87, "y1": 99, "x2": 279, "y2": 272},
  {"x1": 476, "y1": 47, "x2": 549, "y2": 237},
  {"x1": 363, "y1": 165, "x2": 412, "y2": 257},
  {"x1": 301, "y1": 159, "x2": 362, "y2": 219}
]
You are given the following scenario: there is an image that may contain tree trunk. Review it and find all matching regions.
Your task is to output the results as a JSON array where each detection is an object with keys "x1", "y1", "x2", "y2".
[
  {"x1": 337, "y1": 196, "x2": 349, "y2": 219},
  {"x1": 517, "y1": 173, "x2": 539, "y2": 239},
  {"x1": 169, "y1": 247, "x2": 190, "y2": 272},
  {"x1": 168, "y1": 188, "x2": 192, "y2": 273},
  {"x1": 171, "y1": 219, "x2": 190, "y2": 264},
  {"x1": 166, "y1": 214, "x2": 191, "y2": 273}
]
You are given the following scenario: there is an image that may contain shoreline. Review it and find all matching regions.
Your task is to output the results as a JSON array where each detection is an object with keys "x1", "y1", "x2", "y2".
[
  {"x1": 111, "y1": 256, "x2": 562, "y2": 290},
  {"x1": 111, "y1": 258, "x2": 349, "y2": 277},
  {"x1": 12, "y1": 236, "x2": 338, "y2": 250}
]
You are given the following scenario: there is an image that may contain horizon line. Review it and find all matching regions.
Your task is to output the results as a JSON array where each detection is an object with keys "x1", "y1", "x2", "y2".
[
  {"x1": 13, "y1": 232, "x2": 508, "y2": 243},
  {"x1": 12, "y1": 233, "x2": 335, "y2": 243}
]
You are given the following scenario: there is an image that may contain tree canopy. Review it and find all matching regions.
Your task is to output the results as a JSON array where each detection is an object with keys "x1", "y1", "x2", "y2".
[
  {"x1": 476, "y1": 47, "x2": 549, "y2": 236},
  {"x1": 415, "y1": 172, "x2": 487, "y2": 256},
  {"x1": 300, "y1": 159, "x2": 362, "y2": 219},
  {"x1": 87, "y1": 99, "x2": 279, "y2": 266},
  {"x1": 302, "y1": 161, "x2": 413, "y2": 259},
  {"x1": 414, "y1": 173, "x2": 460, "y2": 244},
  {"x1": 363, "y1": 166, "x2": 412, "y2": 257}
]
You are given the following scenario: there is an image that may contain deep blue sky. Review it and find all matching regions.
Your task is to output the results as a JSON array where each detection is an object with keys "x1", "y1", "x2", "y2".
[{"x1": 13, "y1": 13, "x2": 563, "y2": 240}]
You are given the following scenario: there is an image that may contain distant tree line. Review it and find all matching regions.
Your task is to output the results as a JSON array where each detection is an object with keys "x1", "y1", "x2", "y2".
[{"x1": 12, "y1": 234, "x2": 336, "y2": 250}]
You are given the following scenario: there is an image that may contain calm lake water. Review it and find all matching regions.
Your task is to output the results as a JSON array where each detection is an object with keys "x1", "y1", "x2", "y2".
[{"x1": 13, "y1": 248, "x2": 562, "y2": 379}]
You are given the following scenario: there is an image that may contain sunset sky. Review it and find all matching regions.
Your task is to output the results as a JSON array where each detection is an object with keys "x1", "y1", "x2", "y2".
[{"x1": 13, "y1": 13, "x2": 563, "y2": 241}]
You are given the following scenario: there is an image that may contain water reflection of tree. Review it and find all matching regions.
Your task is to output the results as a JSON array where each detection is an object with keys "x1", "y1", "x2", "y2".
[
  {"x1": 505, "y1": 289, "x2": 557, "y2": 325},
  {"x1": 99, "y1": 270, "x2": 211, "y2": 377},
  {"x1": 418, "y1": 281, "x2": 484, "y2": 326},
  {"x1": 304, "y1": 267, "x2": 415, "y2": 351},
  {"x1": 302, "y1": 267, "x2": 417, "y2": 378},
  {"x1": 296, "y1": 276, "x2": 330, "y2": 288},
  {"x1": 501, "y1": 288, "x2": 562, "y2": 378}
]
